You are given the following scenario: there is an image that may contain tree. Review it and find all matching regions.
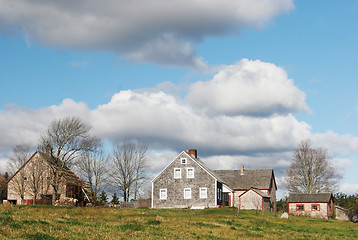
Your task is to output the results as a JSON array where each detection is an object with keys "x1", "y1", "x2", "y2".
[
  {"x1": 286, "y1": 140, "x2": 341, "y2": 194},
  {"x1": 0, "y1": 172, "x2": 9, "y2": 201},
  {"x1": 75, "y1": 147, "x2": 108, "y2": 204},
  {"x1": 334, "y1": 192, "x2": 358, "y2": 222},
  {"x1": 27, "y1": 157, "x2": 47, "y2": 205},
  {"x1": 99, "y1": 190, "x2": 108, "y2": 203},
  {"x1": 39, "y1": 116, "x2": 100, "y2": 202},
  {"x1": 276, "y1": 197, "x2": 288, "y2": 213},
  {"x1": 109, "y1": 140, "x2": 147, "y2": 202},
  {"x1": 347, "y1": 194, "x2": 358, "y2": 222},
  {"x1": 7, "y1": 144, "x2": 32, "y2": 204},
  {"x1": 111, "y1": 192, "x2": 120, "y2": 204}
]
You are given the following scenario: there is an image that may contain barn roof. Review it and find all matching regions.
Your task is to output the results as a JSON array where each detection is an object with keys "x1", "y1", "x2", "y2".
[
  {"x1": 8, "y1": 150, "x2": 83, "y2": 187},
  {"x1": 38, "y1": 152, "x2": 83, "y2": 186},
  {"x1": 287, "y1": 193, "x2": 334, "y2": 203},
  {"x1": 213, "y1": 169, "x2": 275, "y2": 190}
]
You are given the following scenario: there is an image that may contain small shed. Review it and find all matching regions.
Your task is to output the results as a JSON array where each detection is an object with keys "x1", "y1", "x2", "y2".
[
  {"x1": 287, "y1": 193, "x2": 334, "y2": 219},
  {"x1": 335, "y1": 206, "x2": 349, "y2": 221}
]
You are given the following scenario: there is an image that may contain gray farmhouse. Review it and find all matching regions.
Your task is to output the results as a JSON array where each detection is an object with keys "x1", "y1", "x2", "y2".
[{"x1": 151, "y1": 149, "x2": 277, "y2": 211}]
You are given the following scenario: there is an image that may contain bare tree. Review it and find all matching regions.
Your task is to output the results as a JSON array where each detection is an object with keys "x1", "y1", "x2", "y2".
[
  {"x1": 27, "y1": 157, "x2": 47, "y2": 205},
  {"x1": 286, "y1": 140, "x2": 341, "y2": 194},
  {"x1": 109, "y1": 140, "x2": 147, "y2": 202},
  {"x1": 133, "y1": 143, "x2": 147, "y2": 200},
  {"x1": 7, "y1": 144, "x2": 32, "y2": 204},
  {"x1": 75, "y1": 147, "x2": 108, "y2": 204},
  {"x1": 39, "y1": 116, "x2": 100, "y2": 202}
]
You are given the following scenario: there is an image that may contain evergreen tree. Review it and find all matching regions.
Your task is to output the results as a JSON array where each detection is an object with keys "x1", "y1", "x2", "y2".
[
  {"x1": 111, "y1": 192, "x2": 120, "y2": 204},
  {"x1": 0, "y1": 172, "x2": 9, "y2": 201},
  {"x1": 99, "y1": 190, "x2": 108, "y2": 203}
]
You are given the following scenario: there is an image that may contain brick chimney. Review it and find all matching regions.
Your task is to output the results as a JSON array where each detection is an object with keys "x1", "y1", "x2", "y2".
[
  {"x1": 240, "y1": 165, "x2": 244, "y2": 175},
  {"x1": 186, "y1": 149, "x2": 197, "y2": 158},
  {"x1": 44, "y1": 144, "x2": 52, "y2": 156}
]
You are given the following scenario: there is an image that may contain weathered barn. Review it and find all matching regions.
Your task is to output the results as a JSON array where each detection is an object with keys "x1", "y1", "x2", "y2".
[{"x1": 7, "y1": 147, "x2": 87, "y2": 206}]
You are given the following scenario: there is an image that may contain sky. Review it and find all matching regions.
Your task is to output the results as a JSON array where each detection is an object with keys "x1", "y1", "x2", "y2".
[{"x1": 1, "y1": 0, "x2": 358, "y2": 198}]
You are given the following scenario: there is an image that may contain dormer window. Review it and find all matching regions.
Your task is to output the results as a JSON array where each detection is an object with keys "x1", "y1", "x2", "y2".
[{"x1": 181, "y1": 158, "x2": 187, "y2": 164}]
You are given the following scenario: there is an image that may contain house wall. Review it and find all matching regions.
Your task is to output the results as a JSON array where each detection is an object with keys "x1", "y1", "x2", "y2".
[
  {"x1": 335, "y1": 206, "x2": 349, "y2": 221},
  {"x1": 239, "y1": 190, "x2": 263, "y2": 210},
  {"x1": 152, "y1": 152, "x2": 217, "y2": 208},
  {"x1": 232, "y1": 174, "x2": 276, "y2": 212},
  {"x1": 7, "y1": 152, "x2": 65, "y2": 205},
  {"x1": 288, "y1": 202, "x2": 331, "y2": 219},
  {"x1": 233, "y1": 190, "x2": 245, "y2": 208}
]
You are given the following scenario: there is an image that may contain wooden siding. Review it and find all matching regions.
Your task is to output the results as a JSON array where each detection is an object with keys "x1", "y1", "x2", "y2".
[{"x1": 152, "y1": 152, "x2": 217, "y2": 208}]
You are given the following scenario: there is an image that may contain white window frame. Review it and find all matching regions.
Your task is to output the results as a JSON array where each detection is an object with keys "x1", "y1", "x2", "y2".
[
  {"x1": 200, "y1": 188, "x2": 207, "y2": 199},
  {"x1": 174, "y1": 168, "x2": 181, "y2": 179},
  {"x1": 187, "y1": 168, "x2": 194, "y2": 178},
  {"x1": 181, "y1": 158, "x2": 187, "y2": 164},
  {"x1": 184, "y1": 188, "x2": 191, "y2": 199},
  {"x1": 159, "y1": 189, "x2": 167, "y2": 200}
]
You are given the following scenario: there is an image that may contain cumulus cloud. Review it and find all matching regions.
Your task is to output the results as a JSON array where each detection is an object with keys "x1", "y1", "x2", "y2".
[
  {"x1": 0, "y1": 99, "x2": 91, "y2": 152},
  {"x1": 1, "y1": 59, "x2": 358, "y2": 196},
  {"x1": 187, "y1": 59, "x2": 310, "y2": 116},
  {"x1": 312, "y1": 131, "x2": 358, "y2": 157},
  {"x1": 0, "y1": 0, "x2": 294, "y2": 67},
  {"x1": 338, "y1": 183, "x2": 358, "y2": 195},
  {"x1": 91, "y1": 89, "x2": 311, "y2": 156}
]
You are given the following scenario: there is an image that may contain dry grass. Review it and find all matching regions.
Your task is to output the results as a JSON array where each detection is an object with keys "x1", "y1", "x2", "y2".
[{"x1": 0, "y1": 205, "x2": 357, "y2": 239}]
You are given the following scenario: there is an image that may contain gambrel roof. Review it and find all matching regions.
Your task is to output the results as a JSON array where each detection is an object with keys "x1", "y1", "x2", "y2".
[
  {"x1": 213, "y1": 169, "x2": 276, "y2": 190},
  {"x1": 287, "y1": 193, "x2": 334, "y2": 203}
]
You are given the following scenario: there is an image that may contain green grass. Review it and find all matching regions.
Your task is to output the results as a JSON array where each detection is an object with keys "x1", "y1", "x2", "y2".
[{"x1": 0, "y1": 205, "x2": 357, "y2": 239}]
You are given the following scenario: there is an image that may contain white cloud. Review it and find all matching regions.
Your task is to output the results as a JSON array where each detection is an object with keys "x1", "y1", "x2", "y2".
[
  {"x1": 69, "y1": 61, "x2": 90, "y2": 68},
  {"x1": 0, "y1": 0, "x2": 294, "y2": 67},
  {"x1": 91, "y1": 89, "x2": 311, "y2": 156},
  {"x1": 187, "y1": 59, "x2": 310, "y2": 116},
  {"x1": 312, "y1": 131, "x2": 358, "y2": 157},
  {"x1": 338, "y1": 183, "x2": 358, "y2": 195},
  {"x1": 0, "y1": 99, "x2": 91, "y2": 152},
  {"x1": 1, "y1": 58, "x2": 358, "y2": 195}
]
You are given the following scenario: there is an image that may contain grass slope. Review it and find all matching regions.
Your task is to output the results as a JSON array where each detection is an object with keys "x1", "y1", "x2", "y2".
[{"x1": 0, "y1": 205, "x2": 357, "y2": 239}]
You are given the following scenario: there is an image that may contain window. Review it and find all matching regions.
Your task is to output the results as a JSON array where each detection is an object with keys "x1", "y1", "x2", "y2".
[
  {"x1": 311, "y1": 204, "x2": 320, "y2": 211},
  {"x1": 174, "y1": 168, "x2": 181, "y2": 178},
  {"x1": 181, "y1": 158, "x2": 187, "y2": 164},
  {"x1": 296, "y1": 204, "x2": 304, "y2": 211},
  {"x1": 187, "y1": 168, "x2": 194, "y2": 178},
  {"x1": 184, "y1": 188, "x2": 191, "y2": 199},
  {"x1": 200, "y1": 188, "x2": 207, "y2": 198},
  {"x1": 160, "y1": 189, "x2": 167, "y2": 200}
]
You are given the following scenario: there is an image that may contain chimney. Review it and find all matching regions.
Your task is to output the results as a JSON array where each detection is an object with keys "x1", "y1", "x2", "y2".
[
  {"x1": 240, "y1": 165, "x2": 244, "y2": 175},
  {"x1": 186, "y1": 149, "x2": 197, "y2": 158},
  {"x1": 44, "y1": 145, "x2": 52, "y2": 156}
]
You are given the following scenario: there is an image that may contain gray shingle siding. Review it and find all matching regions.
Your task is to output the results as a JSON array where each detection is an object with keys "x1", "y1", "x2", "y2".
[{"x1": 152, "y1": 152, "x2": 217, "y2": 208}]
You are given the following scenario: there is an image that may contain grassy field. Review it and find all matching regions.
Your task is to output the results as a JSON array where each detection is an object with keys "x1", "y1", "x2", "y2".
[{"x1": 0, "y1": 204, "x2": 357, "y2": 240}]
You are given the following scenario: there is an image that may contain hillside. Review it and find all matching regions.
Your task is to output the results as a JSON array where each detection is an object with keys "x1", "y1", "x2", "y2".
[{"x1": 0, "y1": 205, "x2": 357, "y2": 239}]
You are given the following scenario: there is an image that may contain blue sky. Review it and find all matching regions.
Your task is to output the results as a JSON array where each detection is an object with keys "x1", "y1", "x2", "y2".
[{"x1": 1, "y1": 0, "x2": 358, "y2": 197}]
